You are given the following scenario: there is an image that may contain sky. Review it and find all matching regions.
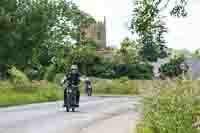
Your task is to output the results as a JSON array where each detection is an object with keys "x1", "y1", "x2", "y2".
[{"x1": 73, "y1": 0, "x2": 200, "y2": 51}]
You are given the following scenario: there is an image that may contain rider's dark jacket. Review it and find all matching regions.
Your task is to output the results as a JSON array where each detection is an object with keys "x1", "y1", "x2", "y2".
[{"x1": 66, "y1": 72, "x2": 81, "y2": 86}]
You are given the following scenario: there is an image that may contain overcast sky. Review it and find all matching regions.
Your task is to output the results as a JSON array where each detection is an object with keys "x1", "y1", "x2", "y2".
[{"x1": 73, "y1": 0, "x2": 200, "y2": 51}]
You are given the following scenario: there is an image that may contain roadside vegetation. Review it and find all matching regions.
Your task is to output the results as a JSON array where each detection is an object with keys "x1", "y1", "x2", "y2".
[
  {"x1": 0, "y1": 0, "x2": 150, "y2": 107},
  {"x1": 136, "y1": 80, "x2": 199, "y2": 133},
  {"x1": 0, "y1": 67, "x2": 139, "y2": 107},
  {"x1": 0, "y1": 78, "x2": 139, "y2": 107},
  {"x1": 1, "y1": 1, "x2": 197, "y2": 132},
  {"x1": 0, "y1": 81, "x2": 62, "y2": 107}
]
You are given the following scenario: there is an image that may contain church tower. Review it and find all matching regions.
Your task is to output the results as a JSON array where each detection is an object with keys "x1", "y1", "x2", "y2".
[{"x1": 80, "y1": 16, "x2": 107, "y2": 49}]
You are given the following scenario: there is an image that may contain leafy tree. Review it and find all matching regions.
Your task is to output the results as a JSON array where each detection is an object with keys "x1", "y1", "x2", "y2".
[
  {"x1": 192, "y1": 49, "x2": 200, "y2": 58},
  {"x1": 68, "y1": 46, "x2": 101, "y2": 75},
  {"x1": 0, "y1": 0, "x2": 60, "y2": 75},
  {"x1": 90, "y1": 59, "x2": 116, "y2": 78},
  {"x1": 81, "y1": 39, "x2": 97, "y2": 49},
  {"x1": 114, "y1": 37, "x2": 142, "y2": 64},
  {"x1": 0, "y1": 0, "x2": 95, "y2": 78},
  {"x1": 130, "y1": 0, "x2": 188, "y2": 62}
]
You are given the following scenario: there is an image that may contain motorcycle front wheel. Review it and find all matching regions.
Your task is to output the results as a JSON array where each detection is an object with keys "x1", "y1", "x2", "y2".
[{"x1": 65, "y1": 93, "x2": 71, "y2": 112}]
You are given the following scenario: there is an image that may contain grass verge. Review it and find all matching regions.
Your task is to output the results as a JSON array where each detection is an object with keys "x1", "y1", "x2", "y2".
[
  {"x1": 0, "y1": 78, "x2": 139, "y2": 107},
  {"x1": 0, "y1": 81, "x2": 63, "y2": 107},
  {"x1": 136, "y1": 80, "x2": 199, "y2": 133}
]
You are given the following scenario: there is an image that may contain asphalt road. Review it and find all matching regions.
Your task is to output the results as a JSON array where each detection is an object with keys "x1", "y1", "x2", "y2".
[{"x1": 0, "y1": 96, "x2": 141, "y2": 133}]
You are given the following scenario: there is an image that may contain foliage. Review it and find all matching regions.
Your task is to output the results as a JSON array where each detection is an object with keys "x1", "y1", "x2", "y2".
[
  {"x1": 0, "y1": 80, "x2": 62, "y2": 107},
  {"x1": 68, "y1": 46, "x2": 102, "y2": 75},
  {"x1": 54, "y1": 73, "x2": 65, "y2": 85},
  {"x1": 0, "y1": 0, "x2": 95, "y2": 77},
  {"x1": 0, "y1": 0, "x2": 58, "y2": 70},
  {"x1": 114, "y1": 63, "x2": 153, "y2": 79},
  {"x1": 0, "y1": 78, "x2": 141, "y2": 107},
  {"x1": 130, "y1": 0, "x2": 168, "y2": 62},
  {"x1": 90, "y1": 59, "x2": 116, "y2": 78},
  {"x1": 89, "y1": 62, "x2": 153, "y2": 79},
  {"x1": 8, "y1": 67, "x2": 30, "y2": 84},
  {"x1": 82, "y1": 78, "x2": 139, "y2": 95},
  {"x1": 128, "y1": 63, "x2": 153, "y2": 79},
  {"x1": 192, "y1": 49, "x2": 200, "y2": 58},
  {"x1": 136, "y1": 80, "x2": 198, "y2": 133},
  {"x1": 44, "y1": 64, "x2": 57, "y2": 81},
  {"x1": 114, "y1": 38, "x2": 142, "y2": 64},
  {"x1": 130, "y1": 0, "x2": 188, "y2": 62},
  {"x1": 159, "y1": 55, "x2": 187, "y2": 78},
  {"x1": 24, "y1": 64, "x2": 46, "y2": 80}
]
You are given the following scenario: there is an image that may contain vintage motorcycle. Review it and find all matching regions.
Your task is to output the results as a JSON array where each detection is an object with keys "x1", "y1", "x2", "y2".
[
  {"x1": 86, "y1": 85, "x2": 92, "y2": 96},
  {"x1": 63, "y1": 82, "x2": 79, "y2": 112}
]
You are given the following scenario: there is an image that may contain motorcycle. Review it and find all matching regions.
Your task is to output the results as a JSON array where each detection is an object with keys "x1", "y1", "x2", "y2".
[
  {"x1": 64, "y1": 84, "x2": 79, "y2": 112},
  {"x1": 86, "y1": 85, "x2": 92, "y2": 96}
]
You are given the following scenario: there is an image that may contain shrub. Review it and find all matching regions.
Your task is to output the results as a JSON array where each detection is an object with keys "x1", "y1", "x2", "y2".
[
  {"x1": 9, "y1": 67, "x2": 30, "y2": 85},
  {"x1": 160, "y1": 55, "x2": 188, "y2": 78},
  {"x1": 137, "y1": 81, "x2": 198, "y2": 133},
  {"x1": 54, "y1": 73, "x2": 65, "y2": 85},
  {"x1": 119, "y1": 77, "x2": 129, "y2": 83},
  {"x1": 25, "y1": 66, "x2": 47, "y2": 80},
  {"x1": 115, "y1": 64, "x2": 129, "y2": 77},
  {"x1": 44, "y1": 64, "x2": 57, "y2": 81},
  {"x1": 128, "y1": 63, "x2": 153, "y2": 80}
]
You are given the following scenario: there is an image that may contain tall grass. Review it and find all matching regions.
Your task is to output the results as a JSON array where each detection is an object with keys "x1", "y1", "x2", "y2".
[
  {"x1": 0, "y1": 81, "x2": 62, "y2": 107},
  {"x1": 136, "y1": 80, "x2": 199, "y2": 133},
  {"x1": 0, "y1": 77, "x2": 139, "y2": 107},
  {"x1": 80, "y1": 77, "x2": 139, "y2": 95}
]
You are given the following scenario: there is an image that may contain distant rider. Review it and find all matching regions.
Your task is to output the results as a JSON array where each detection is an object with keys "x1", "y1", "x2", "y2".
[
  {"x1": 85, "y1": 77, "x2": 92, "y2": 96},
  {"x1": 62, "y1": 65, "x2": 81, "y2": 107}
]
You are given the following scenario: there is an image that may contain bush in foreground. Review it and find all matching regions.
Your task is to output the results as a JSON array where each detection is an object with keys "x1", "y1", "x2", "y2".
[{"x1": 136, "y1": 81, "x2": 198, "y2": 133}]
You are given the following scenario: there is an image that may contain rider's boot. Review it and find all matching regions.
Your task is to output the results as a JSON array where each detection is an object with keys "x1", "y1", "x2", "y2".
[{"x1": 75, "y1": 90, "x2": 80, "y2": 107}]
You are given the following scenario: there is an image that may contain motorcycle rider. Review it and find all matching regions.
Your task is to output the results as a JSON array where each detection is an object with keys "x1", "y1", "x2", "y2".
[
  {"x1": 62, "y1": 65, "x2": 81, "y2": 107},
  {"x1": 85, "y1": 77, "x2": 92, "y2": 96}
]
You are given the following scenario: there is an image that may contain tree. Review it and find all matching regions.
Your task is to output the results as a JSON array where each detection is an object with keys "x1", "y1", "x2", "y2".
[
  {"x1": 0, "y1": 0, "x2": 95, "y2": 78},
  {"x1": 68, "y1": 46, "x2": 101, "y2": 75},
  {"x1": 130, "y1": 0, "x2": 188, "y2": 62},
  {"x1": 114, "y1": 37, "x2": 142, "y2": 64},
  {"x1": 192, "y1": 49, "x2": 200, "y2": 58},
  {"x1": 0, "y1": 0, "x2": 61, "y2": 75}
]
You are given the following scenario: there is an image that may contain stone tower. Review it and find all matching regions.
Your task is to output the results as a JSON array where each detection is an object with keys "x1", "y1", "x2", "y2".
[{"x1": 80, "y1": 17, "x2": 107, "y2": 49}]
